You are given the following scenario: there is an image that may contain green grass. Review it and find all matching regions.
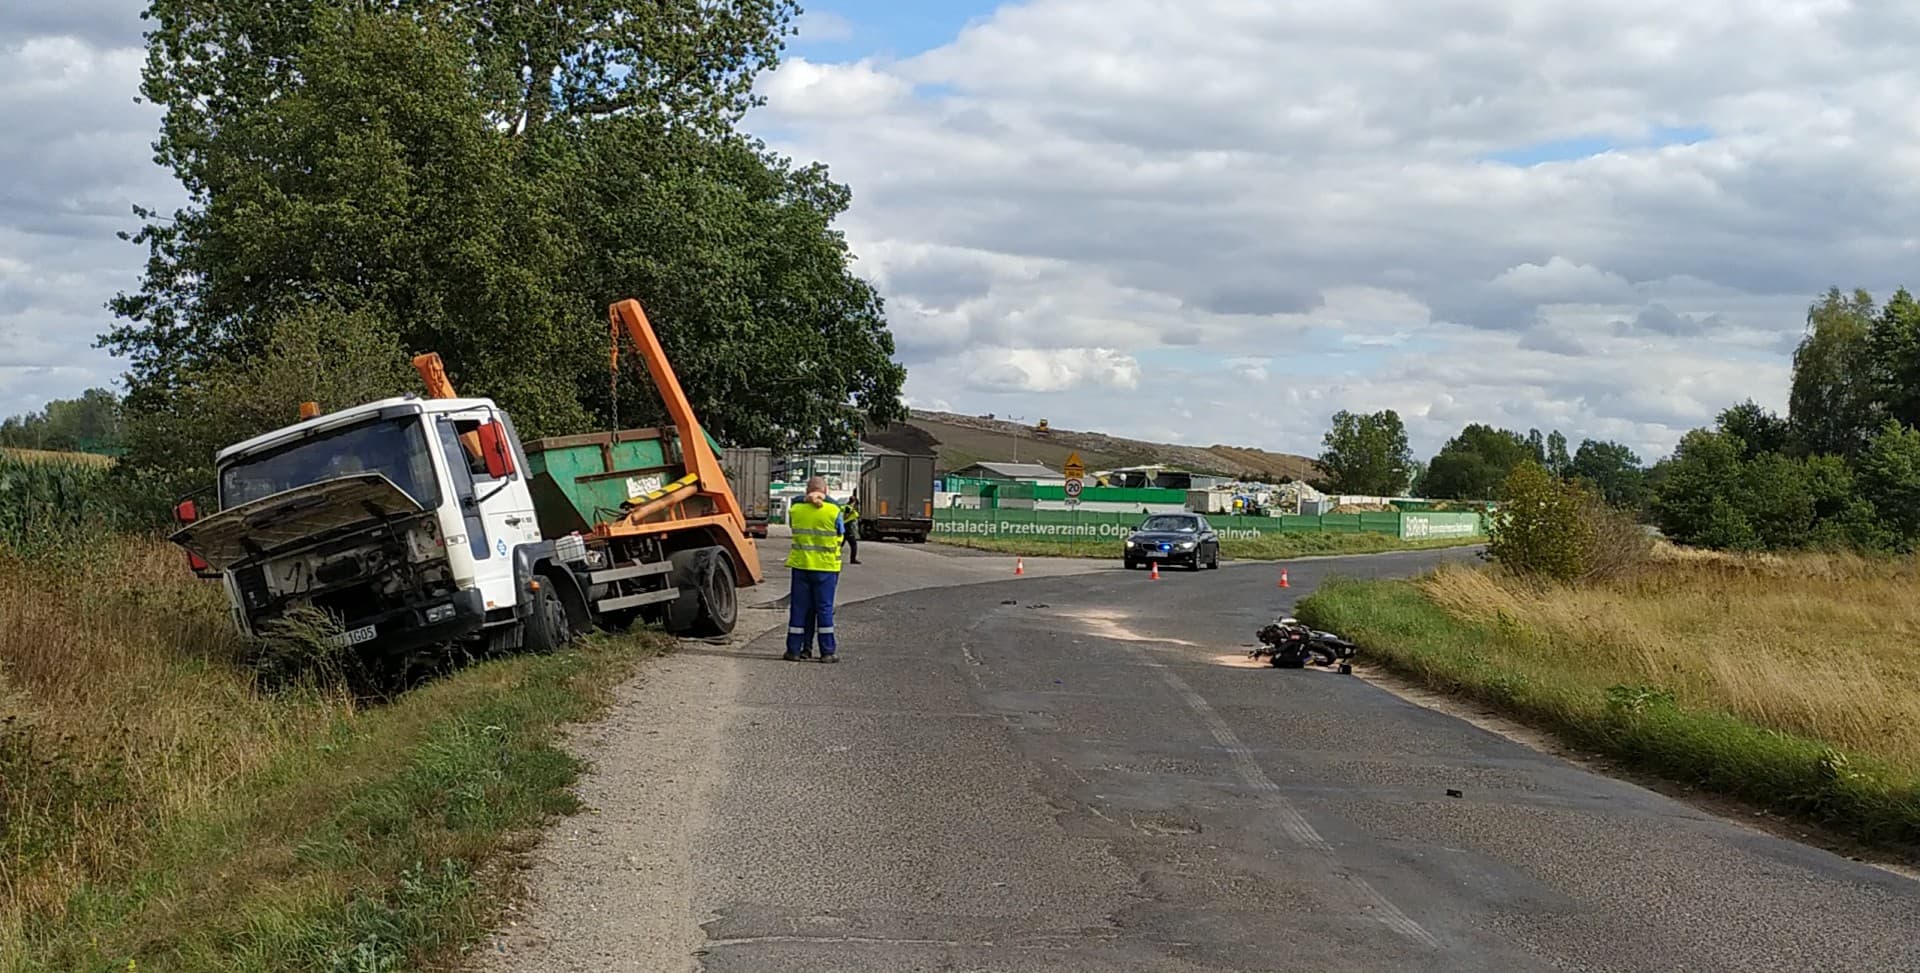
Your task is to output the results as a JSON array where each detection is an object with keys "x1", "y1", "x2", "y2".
[
  {"x1": 931, "y1": 531, "x2": 1483, "y2": 561},
  {"x1": 2, "y1": 536, "x2": 670, "y2": 972},
  {"x1": 1296, "y1": 575, "x2": 1920, "y2": 849}
]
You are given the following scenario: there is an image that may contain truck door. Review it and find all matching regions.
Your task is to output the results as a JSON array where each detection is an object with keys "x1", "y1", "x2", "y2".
[{"x1": 435, "y1": 411, "x2": 540, "y2": 614}]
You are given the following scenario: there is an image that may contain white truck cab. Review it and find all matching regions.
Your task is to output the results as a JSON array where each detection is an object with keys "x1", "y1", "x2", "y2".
[{"x1": 179, "y1": 394, "x2": 555, "y2": 652}]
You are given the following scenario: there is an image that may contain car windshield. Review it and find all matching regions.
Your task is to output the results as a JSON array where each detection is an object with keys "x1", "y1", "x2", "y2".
[
  {"x1": 1139, "y1": 515, "x2": 1198, "y2": 532},
  {"x1": 219, "y1": 415, "x2": 441, "y2": 509}
]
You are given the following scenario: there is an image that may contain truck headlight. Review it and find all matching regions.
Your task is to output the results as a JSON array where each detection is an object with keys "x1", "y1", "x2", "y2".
[{"x1": 426, "y1": 603, "x2": 456, "y2": 623}]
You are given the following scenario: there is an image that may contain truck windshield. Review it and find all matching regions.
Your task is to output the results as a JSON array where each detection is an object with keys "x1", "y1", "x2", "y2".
[{"x1": 219, "y1": 416, "x2": 442, "y2": 509}]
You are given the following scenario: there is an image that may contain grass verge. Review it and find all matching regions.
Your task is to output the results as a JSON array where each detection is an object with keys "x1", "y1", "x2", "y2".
[
  {"x1": 1, "y1": 536, "x2": 668, "y2": 972},
  {"x1": 1295, "y1": 555, "x2": 1920, "y2": 849},
  {"x1": 931, "y1": 531, "x2": 1483, "y2": 561}
]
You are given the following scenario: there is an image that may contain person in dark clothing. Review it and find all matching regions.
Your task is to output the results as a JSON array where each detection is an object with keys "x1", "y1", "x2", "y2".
[{"x1": 841, "y1": 494, "x2": 861, "y2": 564}]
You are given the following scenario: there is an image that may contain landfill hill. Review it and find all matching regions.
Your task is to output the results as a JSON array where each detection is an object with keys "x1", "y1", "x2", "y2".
[{"x1": 882, "y1": 411, "x2": 1321, "y2": 483}]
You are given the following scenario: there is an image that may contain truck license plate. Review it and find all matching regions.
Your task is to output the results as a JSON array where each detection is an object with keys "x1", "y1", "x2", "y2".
[{"x1": 326, "y1": 624, "x2": 377, "y2": 649}]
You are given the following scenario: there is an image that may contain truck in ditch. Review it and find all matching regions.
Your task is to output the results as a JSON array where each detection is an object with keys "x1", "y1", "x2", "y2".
[
  {"x1": 168, "y1": 299, "x2": 762, "y2": 662},
  {"x1": 856, "y1": 452, "x2": 936, "y2": 542}
]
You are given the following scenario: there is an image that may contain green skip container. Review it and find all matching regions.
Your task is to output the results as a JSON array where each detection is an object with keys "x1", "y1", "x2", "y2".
[{"x1": 521, "y1": 425, "x2": 726, "y2": 538}]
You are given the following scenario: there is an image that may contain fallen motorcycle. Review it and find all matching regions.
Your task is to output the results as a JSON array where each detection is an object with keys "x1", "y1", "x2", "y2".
[{"x1": 1251, "y1": 617, "x2": 1356, "y2": 673}]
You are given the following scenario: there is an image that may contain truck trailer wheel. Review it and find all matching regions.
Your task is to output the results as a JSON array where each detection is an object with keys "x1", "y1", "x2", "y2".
[{"x1": 667, "y1": 546, "x2": 738, "y2": 637}]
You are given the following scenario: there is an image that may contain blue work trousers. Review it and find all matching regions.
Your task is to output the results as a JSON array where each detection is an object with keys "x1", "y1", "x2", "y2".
[{"x1": 786, "y1": 568, "x2": 840, "y2": 655}]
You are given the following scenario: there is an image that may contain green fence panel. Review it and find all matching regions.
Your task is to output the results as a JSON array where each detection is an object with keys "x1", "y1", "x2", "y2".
[
  {"x1": 929, "y1": 507, "x2": 1487, "y2": 542},
  {"x1": 1397, "y1": 511, "x2": 1484, "y2": 540}
]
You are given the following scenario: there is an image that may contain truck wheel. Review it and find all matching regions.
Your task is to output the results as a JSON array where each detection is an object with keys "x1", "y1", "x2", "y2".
[
  {"x1": 524, "y1": 577, "x2": 572, "y2": 653},
  {"x1": 667, "y1": 546, "x2": 738, "y2": 637}
]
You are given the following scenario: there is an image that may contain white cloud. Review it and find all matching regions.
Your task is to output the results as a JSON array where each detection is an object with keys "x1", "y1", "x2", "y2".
[
  {"x1": 749, "y1": 0, "x2": 1920, "y2": 459},
  {"x1": 795, "y1": 10, "x2": 856, "y2": 43},
  {"x1": 755, "y1": 57, "x2": 909, "y2": 118},
  {"x1": 951, "y1": 347, "x2": 1141, "y2": 394},
  {"x1": 0, "y1": 2, "x2": 177, "y2": 416},
  {"x1": 5, "y1": 1, "x2": 1911, "y2": 465}
]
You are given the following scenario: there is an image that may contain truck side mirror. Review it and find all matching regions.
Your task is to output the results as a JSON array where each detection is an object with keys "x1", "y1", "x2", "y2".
[{"x1": 477, "y1": 419, "x2": 516, "y2": 479}]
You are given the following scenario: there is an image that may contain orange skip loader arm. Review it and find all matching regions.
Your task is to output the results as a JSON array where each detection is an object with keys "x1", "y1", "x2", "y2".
[{"x1": 610, "y1": 299, "x2": 746, "y2": 529}]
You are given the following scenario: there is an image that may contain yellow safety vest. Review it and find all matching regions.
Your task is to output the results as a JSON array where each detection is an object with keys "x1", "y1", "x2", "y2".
[
  {"x1": 844, "y1": 503, "x2": 860, "y2": 523},
  {"x1": 787, "y1": 500, "x2": 843, "y2": 572}
]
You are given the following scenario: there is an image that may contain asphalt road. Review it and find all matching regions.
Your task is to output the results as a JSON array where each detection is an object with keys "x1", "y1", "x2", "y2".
[{"x1": 488, "y1": 538, "x2": 1920, "y2": 972}]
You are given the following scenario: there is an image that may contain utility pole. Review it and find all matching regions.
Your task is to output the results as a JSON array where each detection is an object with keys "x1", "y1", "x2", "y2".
[{"x1": 1006, "y1": 415, "x2": 1024, "y2": 463}]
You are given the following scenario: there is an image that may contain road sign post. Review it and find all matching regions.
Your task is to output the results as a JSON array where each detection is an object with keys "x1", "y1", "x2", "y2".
[{"x1": 1062, "y1": 452, "x2": 1085, "y2": 508}]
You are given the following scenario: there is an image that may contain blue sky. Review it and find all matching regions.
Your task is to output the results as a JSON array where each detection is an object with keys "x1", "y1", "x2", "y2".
[
  {"x1": 1485, "y1": 126, "x2": 1715, "y2": 167},
  {"x1": 788, "y1": 1, "x2": 998, "y2": 60}
]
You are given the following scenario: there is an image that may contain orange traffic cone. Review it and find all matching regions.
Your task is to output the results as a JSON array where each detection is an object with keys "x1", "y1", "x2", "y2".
[
  {"x1": 1149, "y1": 560, "x2": 1161, "y2": 580},
  {"x1": 1278, "y1": 568, "x2": 1290, "y2": 589},
  {"x1": 1015, "y1": 557, "x2": 1025, "y2": 576}
]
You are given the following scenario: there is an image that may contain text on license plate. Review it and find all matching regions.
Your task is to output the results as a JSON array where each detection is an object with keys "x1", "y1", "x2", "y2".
[{"x1": 326, "y1": 624, "x2": 377, "y2": 649}]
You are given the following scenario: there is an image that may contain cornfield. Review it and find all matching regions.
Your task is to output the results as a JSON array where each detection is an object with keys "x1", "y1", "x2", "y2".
[{"x1": 0, "y1": 454, "x2": 133, "y2": 555}]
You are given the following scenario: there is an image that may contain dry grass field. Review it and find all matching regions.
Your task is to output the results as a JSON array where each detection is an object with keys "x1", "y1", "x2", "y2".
[{"x1": 1299, "y1": 544, "x2": 1920, "y2": 847}]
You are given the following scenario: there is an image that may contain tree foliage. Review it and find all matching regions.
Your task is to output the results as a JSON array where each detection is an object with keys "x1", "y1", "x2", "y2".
[
  {"x1": 1422, "y1": 424, "x2": 1535, "y2": 500},
  {"x1": 1545, "y1": 430, "x2": 1571, "y2": 478},
  {"x1": 1790, "y1": 288, "x2": 1879, "y2": 458},
  {"x1": 1854, "y1": 420, "x2": 1920, "y2": 547},
  {"x1": 1716, "y1": 400, "x2": 1792, "y2": 460},
  {"x1": 1316, "y1": 409, "x2": 1414, "y2": 496},
  {"x1": 123, "y1": 306, "x2": 418, "y2": 483},
  {"x1": 0, "y1": 389, "x2": 123, "y2": 454},
  {"x1": 1568, "y1": 439, "x2": 1647, "y2": 509},
  {"x1": 1487, "y1": 461, "x2": 1647, "y2": 582},
  {"x1": 106, "y1": 0, "x2": 902, "y2": 473},
  {"x1": 1488, "y1": 462, "x2": 1595, "y2": 582},
  {"x1": 1868, "y1": 288, "x2": 1920, "y2": 434}
]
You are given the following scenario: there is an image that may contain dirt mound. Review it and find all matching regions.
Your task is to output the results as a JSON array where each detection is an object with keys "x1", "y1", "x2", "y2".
[{"x1": 906, "y1": 411, "x2": 1319, "y2": 482}]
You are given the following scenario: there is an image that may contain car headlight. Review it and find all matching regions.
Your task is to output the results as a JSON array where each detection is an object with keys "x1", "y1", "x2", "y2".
[
  {"x1": 1178, "y1": 541, "x2": 1195, "y2": 550},
  {"x1": 1125, "y1": 539, "x2": 1136, "y2": 547}
]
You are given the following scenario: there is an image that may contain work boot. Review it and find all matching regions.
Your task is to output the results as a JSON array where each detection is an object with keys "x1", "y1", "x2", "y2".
[
  {"x1": 798, "y1": 649, "x2": 813, "y2": 659},
  {"x1": 818, "y1": 654, "x2": 839, "y2": 663},
  {"x1": 782, "y1": 652, "x2": 801, "y2": 662}
]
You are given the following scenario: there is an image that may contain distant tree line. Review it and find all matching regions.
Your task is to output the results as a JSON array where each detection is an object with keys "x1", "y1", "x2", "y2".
[
  {"x1": 1315, "y1": 410, "x2": 1645, "y2": 509},
  {"x1": 0, "y1": 388, "x2": 124, "y2": 454},
  {"x1": 1315, "y1": 285, "x2": 1920, "y2": 554},
  {"x1": 1650, "y1": 288, "x2": 1920, "y2": 552}
]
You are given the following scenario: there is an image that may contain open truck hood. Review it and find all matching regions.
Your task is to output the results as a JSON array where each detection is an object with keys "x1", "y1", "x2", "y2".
[{"x1": 169, "y1": 473, "x2": 427, "y2": 571}]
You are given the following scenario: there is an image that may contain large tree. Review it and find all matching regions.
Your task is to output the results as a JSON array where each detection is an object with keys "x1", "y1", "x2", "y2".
[
  {"x1": 1789, "y1": 287, "x2": 1879, "y2": 458},
  {"x1": 105, "y1": 0, "x2": 902, "y2": 463},
  {"x1": 566, "y1": 117, "x2": 907, "y2": 449},
  {"x1": 1422, "y1": 424, "x2": 1535, "y2": 500},
  {"x1": 1316, "y1": 409, "x2": 1415, "y2": 495},
  {"x1": 1868, "y1": 288, "x2": 1920, "y2": 434}
]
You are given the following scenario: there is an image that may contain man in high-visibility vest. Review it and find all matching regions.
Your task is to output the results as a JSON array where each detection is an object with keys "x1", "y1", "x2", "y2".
[
  {"x1": 841, "y1": 494, "x2": 862, "y2": 564},
  {"x1": 784, "y1": 477, "x2": 844, "y2": 663}
]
